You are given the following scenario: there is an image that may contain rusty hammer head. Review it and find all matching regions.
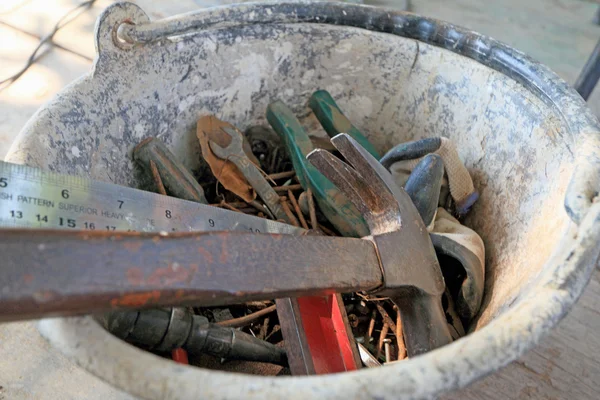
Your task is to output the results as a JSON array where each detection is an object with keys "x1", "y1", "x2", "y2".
[{"x1": 308, "y1": 134, "x2": 453, "y2": 355}]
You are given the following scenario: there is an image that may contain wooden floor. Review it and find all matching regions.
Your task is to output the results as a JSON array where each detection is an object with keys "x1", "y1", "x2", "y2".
[{"x1": 0, "y1": 1, "x2": 599, "y2": 399}]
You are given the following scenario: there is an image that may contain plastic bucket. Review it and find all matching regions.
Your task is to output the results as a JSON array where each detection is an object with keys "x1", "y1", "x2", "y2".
[{"x1": 7, "y1": 2, "x2": 600, "y2": 399}]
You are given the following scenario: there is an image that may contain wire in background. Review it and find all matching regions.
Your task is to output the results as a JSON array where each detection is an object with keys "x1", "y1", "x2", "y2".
[{"x1": 0, "y1": 0, "x2": 97, "y2": 92}]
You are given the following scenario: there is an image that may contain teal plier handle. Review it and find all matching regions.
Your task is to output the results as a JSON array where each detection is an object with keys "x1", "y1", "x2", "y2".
[
  {"x1": 266, "y1": 100, "x2": 369, "y2": 237},
  {"x1": 309, "y1": 90, "x2": 381, "y2": 159}
]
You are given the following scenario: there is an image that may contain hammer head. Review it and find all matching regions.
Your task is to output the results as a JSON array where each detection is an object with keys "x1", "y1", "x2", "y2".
[{"x1": 307, "y1": 134, "x2": 445, "y2": 299}]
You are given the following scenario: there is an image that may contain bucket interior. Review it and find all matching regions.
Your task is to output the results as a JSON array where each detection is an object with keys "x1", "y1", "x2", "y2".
[{"x1": 11, "y1": 22, "x2": 575, "y2": 370}]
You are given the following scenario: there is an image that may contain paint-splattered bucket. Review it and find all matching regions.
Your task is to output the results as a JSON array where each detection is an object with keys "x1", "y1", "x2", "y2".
[{"x1": 6, "y1": 2, "x2": 600, "y2": 399}]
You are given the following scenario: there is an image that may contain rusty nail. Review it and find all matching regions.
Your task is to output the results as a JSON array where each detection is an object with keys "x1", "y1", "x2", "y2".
[
  {"x1": 376, "y1": 303, "x2": 397, "y2": 333},
  {"x1": 288, "y1": 190, "x2": 309, "y2": 229},
  {"x1": 220, "y1": 200, "x2": 243, "y2": 213},
  {"x1": 279, "y1": 197, "x2": 300, "y2": 227},
  {"x1": 376, "y1": 322, "x2": 389, "y2": 359},
  {"x1": 393, "y1": 305, "x2": 407, "y2": 360},
  {"x1": 258, "y1": 316, "x2": 270, "y2": 340},
  {"x1": 318, "y1": 223, "x2": 337, "y2": 236},
  {"x1": 211, "y1": 201, "x2": 247, "y2": 208},
  {"x1": 149, "y1": 160, "x2": 167, "y2": 196},
  {"x1": 273, "y1": 184, "x2": 303, "y2": 193},
  {"x1": 216, "y1": 304, "x2": 277, "y2": 328},
  {"x1": 265, "y1": 324, "x2": 281, "y2": 342},
  {"x1": 268, "y1": 171, "x2": 295, "y2": 180},
  {"x1": 365, "y1": 309, "x2": 376, "y2": 345},
  {"x1": 306, "y1": 188, "x2": 318, "y2": 230}
]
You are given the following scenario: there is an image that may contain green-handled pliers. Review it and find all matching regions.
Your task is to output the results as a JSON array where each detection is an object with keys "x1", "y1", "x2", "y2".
[
  {"x1": 309, "y1": 90, "x2": 381, "y2": 159},
  {"x1": 267, "y1": 100, "x2": 369, "y2": 237}
]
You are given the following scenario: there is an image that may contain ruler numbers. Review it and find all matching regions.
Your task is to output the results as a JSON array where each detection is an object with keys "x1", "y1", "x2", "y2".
[
  {"x1": 0, "y1": 162, "x2": 302, "y2": 235},
  {"x1": 0, "y1": 171, "x2": 129, "y2": 231}
]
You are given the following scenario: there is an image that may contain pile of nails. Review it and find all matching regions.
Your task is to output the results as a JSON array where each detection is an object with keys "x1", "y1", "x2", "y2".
[{"x1": 113, "y1": 90, "x2": 485, "y2": 373}]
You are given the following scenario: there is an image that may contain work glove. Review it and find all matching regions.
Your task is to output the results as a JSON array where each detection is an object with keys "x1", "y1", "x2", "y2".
[
  {"x1": 403, "y1": 153, "x2": 485, "y2": 331},
  {"x1": 381, "y1": 137, "x2": 478, "y2": 216}
]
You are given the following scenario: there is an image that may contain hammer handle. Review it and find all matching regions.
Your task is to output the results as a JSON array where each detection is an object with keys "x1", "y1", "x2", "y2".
[{"x1": 0, "y1": 229, "x2": 382, "y2": 322}]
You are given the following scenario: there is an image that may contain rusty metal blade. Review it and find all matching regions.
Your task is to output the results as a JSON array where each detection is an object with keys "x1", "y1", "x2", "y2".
[{"x1": 0, "y1": 229, "x2": 381, "y2": 322}]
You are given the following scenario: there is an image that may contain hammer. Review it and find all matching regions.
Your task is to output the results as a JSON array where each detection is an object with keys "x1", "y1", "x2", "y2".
[{"x1": 0, "y1": 134, "x2": 453, "y2": 356}]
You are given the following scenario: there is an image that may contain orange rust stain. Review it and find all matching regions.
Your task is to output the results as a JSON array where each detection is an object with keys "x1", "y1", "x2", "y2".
[
  {"x1": 32, "y1": 290, "x2": 57, "y2": 303},
  {"x1": 219, "y1": 235, "x2": 228, "y2": 264},
  {"x1": 126, "y1": 268, "x2": 144, "y2": 285},
  {"x1": 145, "y1": 263, "x2": 198, "y2": 286},
  {"x1": 23, "y1": 274, "x2": 34, "y2": 284},
  {"x1": 123, "y1": 241, "x2": 143, "y2": 253},
  {"x1": 197, "y1": 247, "x2": 214, "y2": 263},
  {"x1": 111, "y1": 290, "x2": 161, "y2": 307}
]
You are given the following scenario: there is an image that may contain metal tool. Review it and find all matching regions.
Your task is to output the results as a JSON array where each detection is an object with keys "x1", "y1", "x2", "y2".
[
  {"x1": 134, "y1": 137, "x2": 207, "y2": 204},
  {"x1": 212, "y1": 126, "x2": 362, "y2": 373},
  {"x1": 0, "y1": 135, "x2": 453, "y2": 355},
  {"x1": 135, "y1": 136, "x2": 213, "y2": 364},
  {"x1": 267, "y1": 102, "x2": 366, "y2": 372},
  {"x1": 0, "y1": 229, "x2": 379, "y2": 322},
  {"x1": 210, "y1": 126, "x2": 325, "y2": 375},
  {"x1": 267, "y1": 100, "x2": 369, "y2": 237},
  {"x1": 309, "y1": 90, "x2": 380, "y2": 158},
  {"x1": 104, "y1": 308, "x2": 288, "y2": 366},
  {"x1": 210, "y1": 127, "x2": 289, "y2": 223},
  {"x1": 307, "y1": 134, "x2": 454, "y2": 355},
  {"x1": 357, "y1": 343, "x2": 381, "y2": 368}
]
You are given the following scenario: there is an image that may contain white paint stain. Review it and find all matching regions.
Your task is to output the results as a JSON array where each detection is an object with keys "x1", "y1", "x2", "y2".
[
  {"x1": 230, "y1": 53, "x2": 270, "y2": 114},
  {"x1": 134, "y1": 123, "x2": 145, "y2": 138},
  {"x1": 178, "y1": 96, "x2": 196, "y2": 113},
  {"x1": 302, "y1": 69, "x2": 315, "y2": 83},
  {"x1": 335, "y1": 42, "x2": 354, "y2": 54},
  {"x1": 71, "y1": 146, "x2": 80, "y2": 157},
  {"x1": 204, "y1": 37, "x2": 217, "y2": 53},
  {"x1": 274, "y1": 41, "x2": 294, "y2": 63}
]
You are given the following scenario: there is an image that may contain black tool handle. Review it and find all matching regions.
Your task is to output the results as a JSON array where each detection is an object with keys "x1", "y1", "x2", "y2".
[{"x1": 393, "y1": 292, "x2": 454, "y2": 357}]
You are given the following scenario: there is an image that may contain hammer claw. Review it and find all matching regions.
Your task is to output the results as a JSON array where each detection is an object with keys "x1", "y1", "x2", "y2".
[
  {"x1": 307, "y1": 148, "x2": 379, "y2": 216},
  {"x1": 309, "y1": 134, "x2": 453, "y2": 357},
  {"x1": 329, "y1": 134, "x2": 398, "y2": 210}
]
